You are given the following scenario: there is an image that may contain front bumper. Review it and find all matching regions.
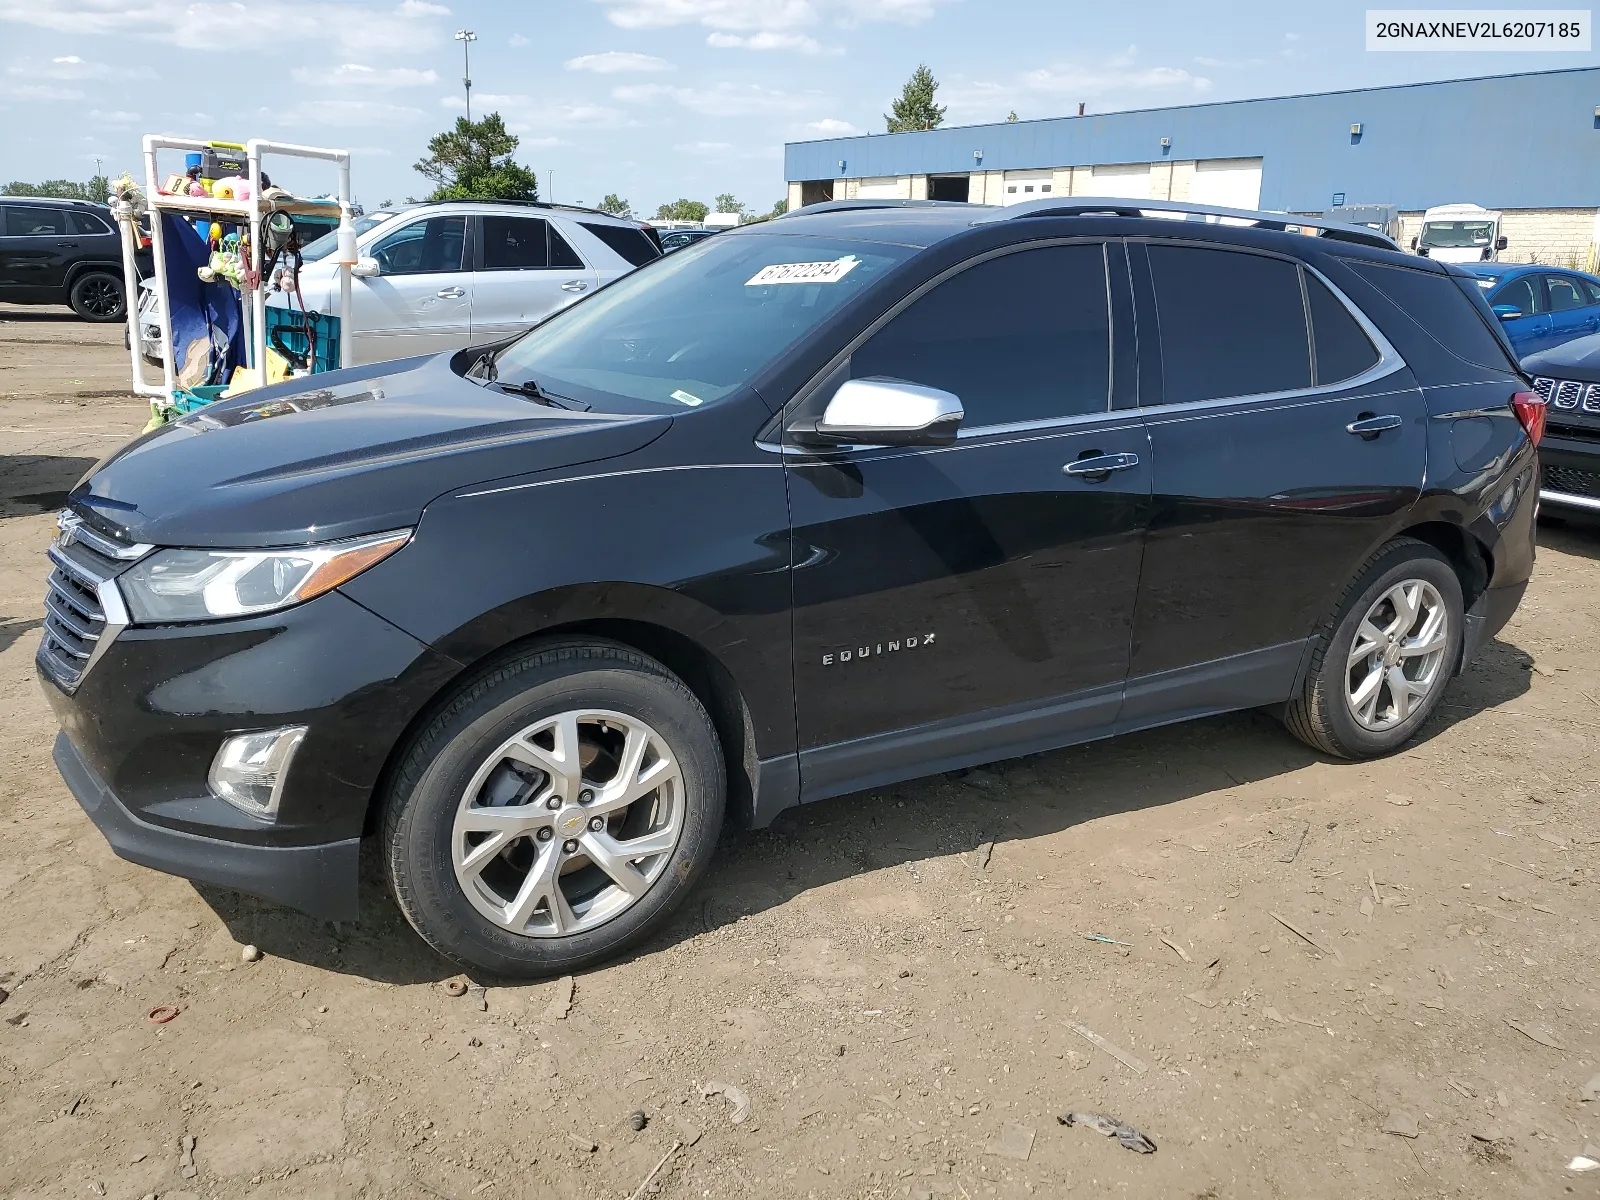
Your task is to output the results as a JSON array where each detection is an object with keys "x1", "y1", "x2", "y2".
[
  {"x1": 40, "y1": 587, "x2": 462, "y2": 919},
  {"x1": 1538, "y1": 430, "x2": 1600, "y2": 511},
  {"x1": 55, "y1": 732, "x2": 361, "y2": 920}
]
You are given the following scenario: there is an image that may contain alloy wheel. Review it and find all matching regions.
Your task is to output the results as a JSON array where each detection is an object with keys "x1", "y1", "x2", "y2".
[
  {"x1": 1344, "y1": 578, "x2": 1450, "y2": 731},
  {"x1": 79, "y1": 276, "x2": 122, "y2": 319},
  {"x1": 451, "y1": 709, "x2": 684, "y2": 937}
]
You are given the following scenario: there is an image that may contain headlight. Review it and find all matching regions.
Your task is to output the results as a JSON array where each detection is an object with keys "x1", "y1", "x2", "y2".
[{"x1": 120, "y1": 529, "x2": 410, "y2": 623}]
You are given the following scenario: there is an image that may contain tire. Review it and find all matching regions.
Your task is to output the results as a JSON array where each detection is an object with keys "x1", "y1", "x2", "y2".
[
  {"x1": 69, "y1": 271, "x2": 124, "y2": 322},
  {"x1": 1285, "y1": 537, "x2": 1464, "y2": 759},
  {"x1": 383, "y1": 640, "x2": 725, "y2": 978}
]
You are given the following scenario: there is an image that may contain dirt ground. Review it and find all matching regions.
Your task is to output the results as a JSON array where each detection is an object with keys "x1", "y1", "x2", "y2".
[{"x1": 1, "y1": 303, "x2": 1598, "y2": 1200}]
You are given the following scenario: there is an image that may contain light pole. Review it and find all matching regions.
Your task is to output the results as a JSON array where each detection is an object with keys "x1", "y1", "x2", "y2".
[{"x1": 455, "y1": 29, "x2": 477, "y2": 122}]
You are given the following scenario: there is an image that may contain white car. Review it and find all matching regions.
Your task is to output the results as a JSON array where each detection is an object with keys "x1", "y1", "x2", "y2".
[{"x1": 283, "y1": 201, "x2": 662, "y2": 365}]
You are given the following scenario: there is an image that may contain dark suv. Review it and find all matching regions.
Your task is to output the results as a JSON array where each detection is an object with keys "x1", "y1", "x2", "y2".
[
  {"x1": 38, "y1": 198, "x2": 1541, "y2": 977},
  {"x1": 0, "y1": 197, "x2": 142, "y2": 321}
]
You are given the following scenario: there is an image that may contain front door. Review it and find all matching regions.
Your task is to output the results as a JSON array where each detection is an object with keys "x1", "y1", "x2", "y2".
[
  {"x1": 1488, "y1": 273, "x2": 1551, "y2": 356},
  {"x1": 1123, "y1": 241, "x2": 1427, "y2": 720},
  {"x1": 0, "y1": 203, "x2": 77, "y2": 299},
  {"x1": 470, "y1": 215, "x2": 599, "y2": 341},
  {"x1": 786, "y1": 241, "x2": 1151, "y2": 798},
  {"x1": 350, "y1": 214, "x2": 471, "y2": 364}
]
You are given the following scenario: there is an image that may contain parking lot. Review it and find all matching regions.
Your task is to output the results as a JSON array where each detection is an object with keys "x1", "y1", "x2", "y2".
[{"x1": 1, "y1": 304, "x2": 1597, "y2": 1200}]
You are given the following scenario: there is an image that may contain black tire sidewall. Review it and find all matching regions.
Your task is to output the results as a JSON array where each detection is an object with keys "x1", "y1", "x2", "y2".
[
  {"x1": 1318, "y1": 546, "x2": 1463, "y2": 755},
  {"x1": 70, "y1": 272, "x2": 124, "y2": 322},
  {"x1": 388, "y1": 653, "x2": 724, "y2": 978}
]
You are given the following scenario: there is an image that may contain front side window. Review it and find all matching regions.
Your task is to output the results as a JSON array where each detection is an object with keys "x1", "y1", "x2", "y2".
[
  {"x1": 851, "y1": 243, "x2": 1111, "y2": 427},
  {"x1": 1546, "y1": 275, "x2": 1586, "y2": 312},
  {"x1": 1489, "y1": 275, "x2": 1545, "y2": 316},
  {"x1": 371, "y1": 216, "x2": 465, "y2": 275},
  {"x1": 485, "y1": 232, "x2": 914, "y2": 411},
  {"x1": 3, "y1": 205, "x2": 70, "y2": 236},
  {"x1": 1148, "y1": 244, "x2": 1310, "y2": 405}
]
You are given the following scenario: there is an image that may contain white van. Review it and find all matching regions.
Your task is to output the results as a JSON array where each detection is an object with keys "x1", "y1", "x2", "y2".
[{"x1": 1412, "y1": 202, "x2": 1507, "y2": 264}]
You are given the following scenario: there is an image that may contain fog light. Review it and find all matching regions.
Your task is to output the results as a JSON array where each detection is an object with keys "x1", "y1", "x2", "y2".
[{"x1": 208, "y1": 726, "x2": 307, "y2": 819}]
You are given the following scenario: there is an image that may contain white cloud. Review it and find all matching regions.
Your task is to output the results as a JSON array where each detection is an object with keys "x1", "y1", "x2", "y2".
[
  {"x1": 944, "y1": 54, "x2": 1212, "y2": 124},
  {"x1": 291, "y1": 63, "x2": 440, "y2": 88},
  {"x1": 613, "y1": 80, "x2": 824, "y2": 115},
  {"x1": 276, "y1": 99, "x2": 427, "y2": 127},
  {"x1": 799, "y1": 117, "x2": 860, "y2": 136},
  {"x1": 509, "y1": 33, "x2": 530, "y2": 46},
  {"x1": 707, "y1": 30, "x2": 820, "y2": 51},
  {"x1": 672, "y1": 140, "x2": 734, "y2": 154},
  {"x1": 86, "y1": 108, "x2": 139, "y2": 123},
  {"x1": 443, "y1": 92, "x2": 633, "y2": 129},
  {"x1": 0, "y1": 80, "x2": 83, "y2": 100},
  {"x1": 1193, "y1": 55, "x2": 1263, "y2": 69},
  {"x1": 0, "y1": 0, "x2": 449, "y2": 54},
  {"x1": 6, "y1": 55, "x2": 142, "y2": 81},
  {"x1": 595, "y1": 0, "x2": 944, "y2": 31},
  {"x1": 564, "y1": 50, "x2": 673, "y2": 73}
]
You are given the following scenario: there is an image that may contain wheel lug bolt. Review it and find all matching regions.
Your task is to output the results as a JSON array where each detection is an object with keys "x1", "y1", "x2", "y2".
[
  {"x1": 588, "y1": 816, "x2": 604, "y2": 832},
  {"x1": 546, "y1": 796, "x2": 561, "y2": 810},
  {"x1": 536, "y1": 828, "x2": 553, "y2": 842},
  {"x1": 579, "y1": 789, "x2": 595, "y2": 804},
  {"x1": 562, "y1": 839, "x2": 579, "y2": 854}
]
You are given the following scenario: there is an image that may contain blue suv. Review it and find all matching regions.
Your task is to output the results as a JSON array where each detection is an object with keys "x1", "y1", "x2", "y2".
[{"x1": 1471, "y1": 262, "x2": 1600, "y2": 356}]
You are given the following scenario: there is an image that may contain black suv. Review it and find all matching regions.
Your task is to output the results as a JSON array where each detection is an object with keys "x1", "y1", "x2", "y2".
[
  {"x1": 0, "y1": 197, "x2": 142, "y2": 321},
  {"x1": 38, "y1": 199, "x2": 1541, "y2": 977},
  {"x1": 1520, "y1": 334, "x2": 1600, "y2": 515}
]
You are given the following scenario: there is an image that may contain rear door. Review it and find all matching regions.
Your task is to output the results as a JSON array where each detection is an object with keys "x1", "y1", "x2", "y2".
[
  {"x1": 0, "y1": 203, "x2": 77, "y2": 298},
  {"x1": 1123, "y1": 240, "x2": 1426, "y2": 722},
  {"x1": 349, "y1": 213, "x2": 470, "y2": 364},
  {"x1": 787, "y1": 240, "x2": 1152, "y2": 795},
  {"x1": 469, "y1": 215, "x2": 599, "y2": 341}
]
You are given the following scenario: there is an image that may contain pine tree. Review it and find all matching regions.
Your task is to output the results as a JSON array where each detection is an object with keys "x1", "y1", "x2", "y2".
[
  {"x1": 413, "y1": 113, "x2": 538, "y2": 202},
  {"x1": 886, "y1": 64, "x2": 946, "y2": 133}
]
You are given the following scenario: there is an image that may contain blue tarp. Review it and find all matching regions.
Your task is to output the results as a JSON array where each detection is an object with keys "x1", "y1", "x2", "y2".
[{"x1": 160, "y1": 211, "x2": 244, "y2": 388}]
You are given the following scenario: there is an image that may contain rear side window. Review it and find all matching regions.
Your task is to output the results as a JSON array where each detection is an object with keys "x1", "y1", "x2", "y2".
[
  {"x1": 1546, "y1": 275, "x2": 1586, "y2": 312},
  {"x1": 852, "y1": 243, "x2": 1111, "y2": 426},
  {"x1": 1306, "y1": 274, "x2": 1380, "y2": 384},
  {"x1": 579, "y1": 221, "x2": 660, "y2": 267},
  {"x1": 69, "y1": 209, "x2": 113, "y2": 235},
  {"x1": 1583, "y1": 278, "x2": 1600, "y2": 305},
  {"x1": 1147, "y1": 245, "x2": 1310, "y2": 404},
  {"x1": 550, "y1": 226, "x2": 584, "y2": 268},
  {"x1": 1346, "y1": 260, "x2": 1515, "y2": 371}
]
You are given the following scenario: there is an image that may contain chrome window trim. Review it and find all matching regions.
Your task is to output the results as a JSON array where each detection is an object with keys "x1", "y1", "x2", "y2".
[{"x1": 1130, "y1": 250, "x2": 1406, "y2": 421}]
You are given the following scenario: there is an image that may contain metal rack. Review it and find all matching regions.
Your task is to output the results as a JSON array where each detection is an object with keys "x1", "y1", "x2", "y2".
[{"x1": 115, "y1": 135, "x2": 358, "y2": 406}]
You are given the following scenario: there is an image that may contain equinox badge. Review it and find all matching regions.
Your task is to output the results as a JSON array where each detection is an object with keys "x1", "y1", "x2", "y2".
[{"x1": 822, "y1": 633, "x2": 935, "y2": 666}]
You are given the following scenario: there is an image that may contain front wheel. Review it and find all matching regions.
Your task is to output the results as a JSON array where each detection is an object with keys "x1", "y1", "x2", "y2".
[
  {"x1": 1284, "y1": 538, "x2": 1464, "y2": 759},
  {"x1": 383, "y1": 641, "x2": 725, "y2": 978}
]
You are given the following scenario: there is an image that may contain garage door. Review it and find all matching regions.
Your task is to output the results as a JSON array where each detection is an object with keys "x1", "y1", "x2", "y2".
[
  {"x1": 1002, "y1": 169, "x2": 1054, "y2": 206},
  {"x1": 856, "y1": 177, "x2": 902, "y2": 199},
  {"x1": 1090, "y1": 163, "x2": 1152, "y2": 200},
  {"x1": 1188, "y1": 158, "x2": 1263, "y2": 210}
]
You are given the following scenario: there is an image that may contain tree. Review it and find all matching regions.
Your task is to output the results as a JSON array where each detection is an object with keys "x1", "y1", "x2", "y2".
[
  {"x1": 413, "y1": 112, "x2": 539, "y2": 202},
  {"x1": 743, "y1": 198, "x2": 790, "y2": 226},
  {"x1": 885, "y1": 63, "x2": 945, "y2": 133},
  {"x1": 1006, "y1": 110, "x2": 1018, "y2": 123},
  {"x1": 713, "y1": 192, "x2": 744, "y2": 216},
  {"x1": 598, "y1": 193, "x2": 632, "y2": 217},
  {"x1": 655, "y1": 198, "x2": 709, "y2": 222},
  {"x1": 3, "y1": 175, "x2": 110, "y2": 201}
]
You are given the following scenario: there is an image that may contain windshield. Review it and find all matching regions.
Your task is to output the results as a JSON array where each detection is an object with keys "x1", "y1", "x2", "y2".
[
  {"x1": 300, "y1": 215, "x2": 389, "y2": 262},
  {"x1": 485, "y1": 232, "x2": 915, "y2": 411},
  {"x1": 1419, "y1": 220, "x2": 1494, "y2": 249}
]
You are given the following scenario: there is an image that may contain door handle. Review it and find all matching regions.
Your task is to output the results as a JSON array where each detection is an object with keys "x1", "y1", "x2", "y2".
[
  {"x1": 1346, "y1": 413, "x2": 1403, "y2": 438},
  {"x1": 561, "y1": 280, "x2": 588, "y2": 293},
  {"x1": 436, "y1": 286, "x2": 465, "y2": 298},
  {"x1": 55, "y1": 241, "x2": 78, "y2": 248},
  {"x1": 1063, "y1": 451, "x2": 1140, "y2": 478}
]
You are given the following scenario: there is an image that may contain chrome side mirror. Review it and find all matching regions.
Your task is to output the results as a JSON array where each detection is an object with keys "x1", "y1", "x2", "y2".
[
  {"x1": 350, "y1": 256, "x2": 380, "y2": 278},
  {"x1": 789, "y1": 377, "x2": 964, "y2": 448}
]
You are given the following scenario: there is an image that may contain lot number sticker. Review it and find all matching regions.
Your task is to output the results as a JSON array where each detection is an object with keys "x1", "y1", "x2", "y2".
[{"x1": 746, "y1": 257, "x2": 859, "y2": 286}]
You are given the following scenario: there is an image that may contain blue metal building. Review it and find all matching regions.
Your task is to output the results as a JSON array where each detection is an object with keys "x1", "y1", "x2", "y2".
[{"x1": 783, "y1": 68, "x2": 1600, "y2": 237}]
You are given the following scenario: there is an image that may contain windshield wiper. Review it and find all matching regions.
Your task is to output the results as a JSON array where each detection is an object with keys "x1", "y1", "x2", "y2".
[{"x1": 493, "y1": 377, "x2": 590, "y2": 411}]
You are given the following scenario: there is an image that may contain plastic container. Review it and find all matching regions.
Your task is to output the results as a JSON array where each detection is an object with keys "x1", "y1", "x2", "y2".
[{"x1": 264, "y1": 307, "x2": 341, "y2": 374}]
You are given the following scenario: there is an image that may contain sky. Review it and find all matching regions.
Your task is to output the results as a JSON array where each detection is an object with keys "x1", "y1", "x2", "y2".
[{"x1": 0, "y1": 0, "x2": 1594, "y2": 216}]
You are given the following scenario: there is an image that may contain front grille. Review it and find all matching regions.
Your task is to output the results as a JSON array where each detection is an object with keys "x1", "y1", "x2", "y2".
[
  {"x1": 37, "y1": 513, "x2": 140, "y2": 691},
  {"x1": 1531, "y1": 376, "x2": 1600, "y2": 413},
  {"x1": 1543, "y1": 463, "x2": 1600, "y2": 499}
]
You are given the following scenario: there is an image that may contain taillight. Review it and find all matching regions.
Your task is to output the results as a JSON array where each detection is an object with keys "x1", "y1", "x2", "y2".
[{"x1": 1511, "y1": 389, "x2": 1546, "y2": 446}]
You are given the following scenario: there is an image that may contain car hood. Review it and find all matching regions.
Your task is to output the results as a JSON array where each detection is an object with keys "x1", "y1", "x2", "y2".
[
  {"x1": 70, "y1": 354, "x2": 671, "y2": 547},
  {"x1": 1522, "y1": 332, "x2": 1600, "y2": 380}
]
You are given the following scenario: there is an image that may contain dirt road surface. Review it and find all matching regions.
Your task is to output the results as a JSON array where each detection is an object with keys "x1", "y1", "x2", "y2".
[{"x1": 1, "y1": 305, "x2": 1597, "y2": 1199}]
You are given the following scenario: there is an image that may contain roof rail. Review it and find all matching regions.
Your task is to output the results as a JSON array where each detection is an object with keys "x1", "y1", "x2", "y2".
[
  {"x1": 779, "y1": 198, "x2": 981, "y2": 218},
  {"x1": 979, "y1": 196, "x2": 1401, "y2": 251},
  {"x1": 420, "y1": 197, "x2": 639, "y2": 222}
]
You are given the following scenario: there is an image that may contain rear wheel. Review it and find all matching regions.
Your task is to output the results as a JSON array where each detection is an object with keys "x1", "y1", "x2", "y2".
[
  {"x1": 1285, "y1": 538, "x2": 1463, "y2": 758},
  {"x1": 69, "y1": 271, "x2": 124, "y2": 322},
  {"x1": 383, "y1": 641, "x2": 725, "y2": 978}
]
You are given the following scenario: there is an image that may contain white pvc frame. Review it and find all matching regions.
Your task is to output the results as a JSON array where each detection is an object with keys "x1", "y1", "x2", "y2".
[{"x1": 117, "y1": 134, "x2": 356, "y2": 406}]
